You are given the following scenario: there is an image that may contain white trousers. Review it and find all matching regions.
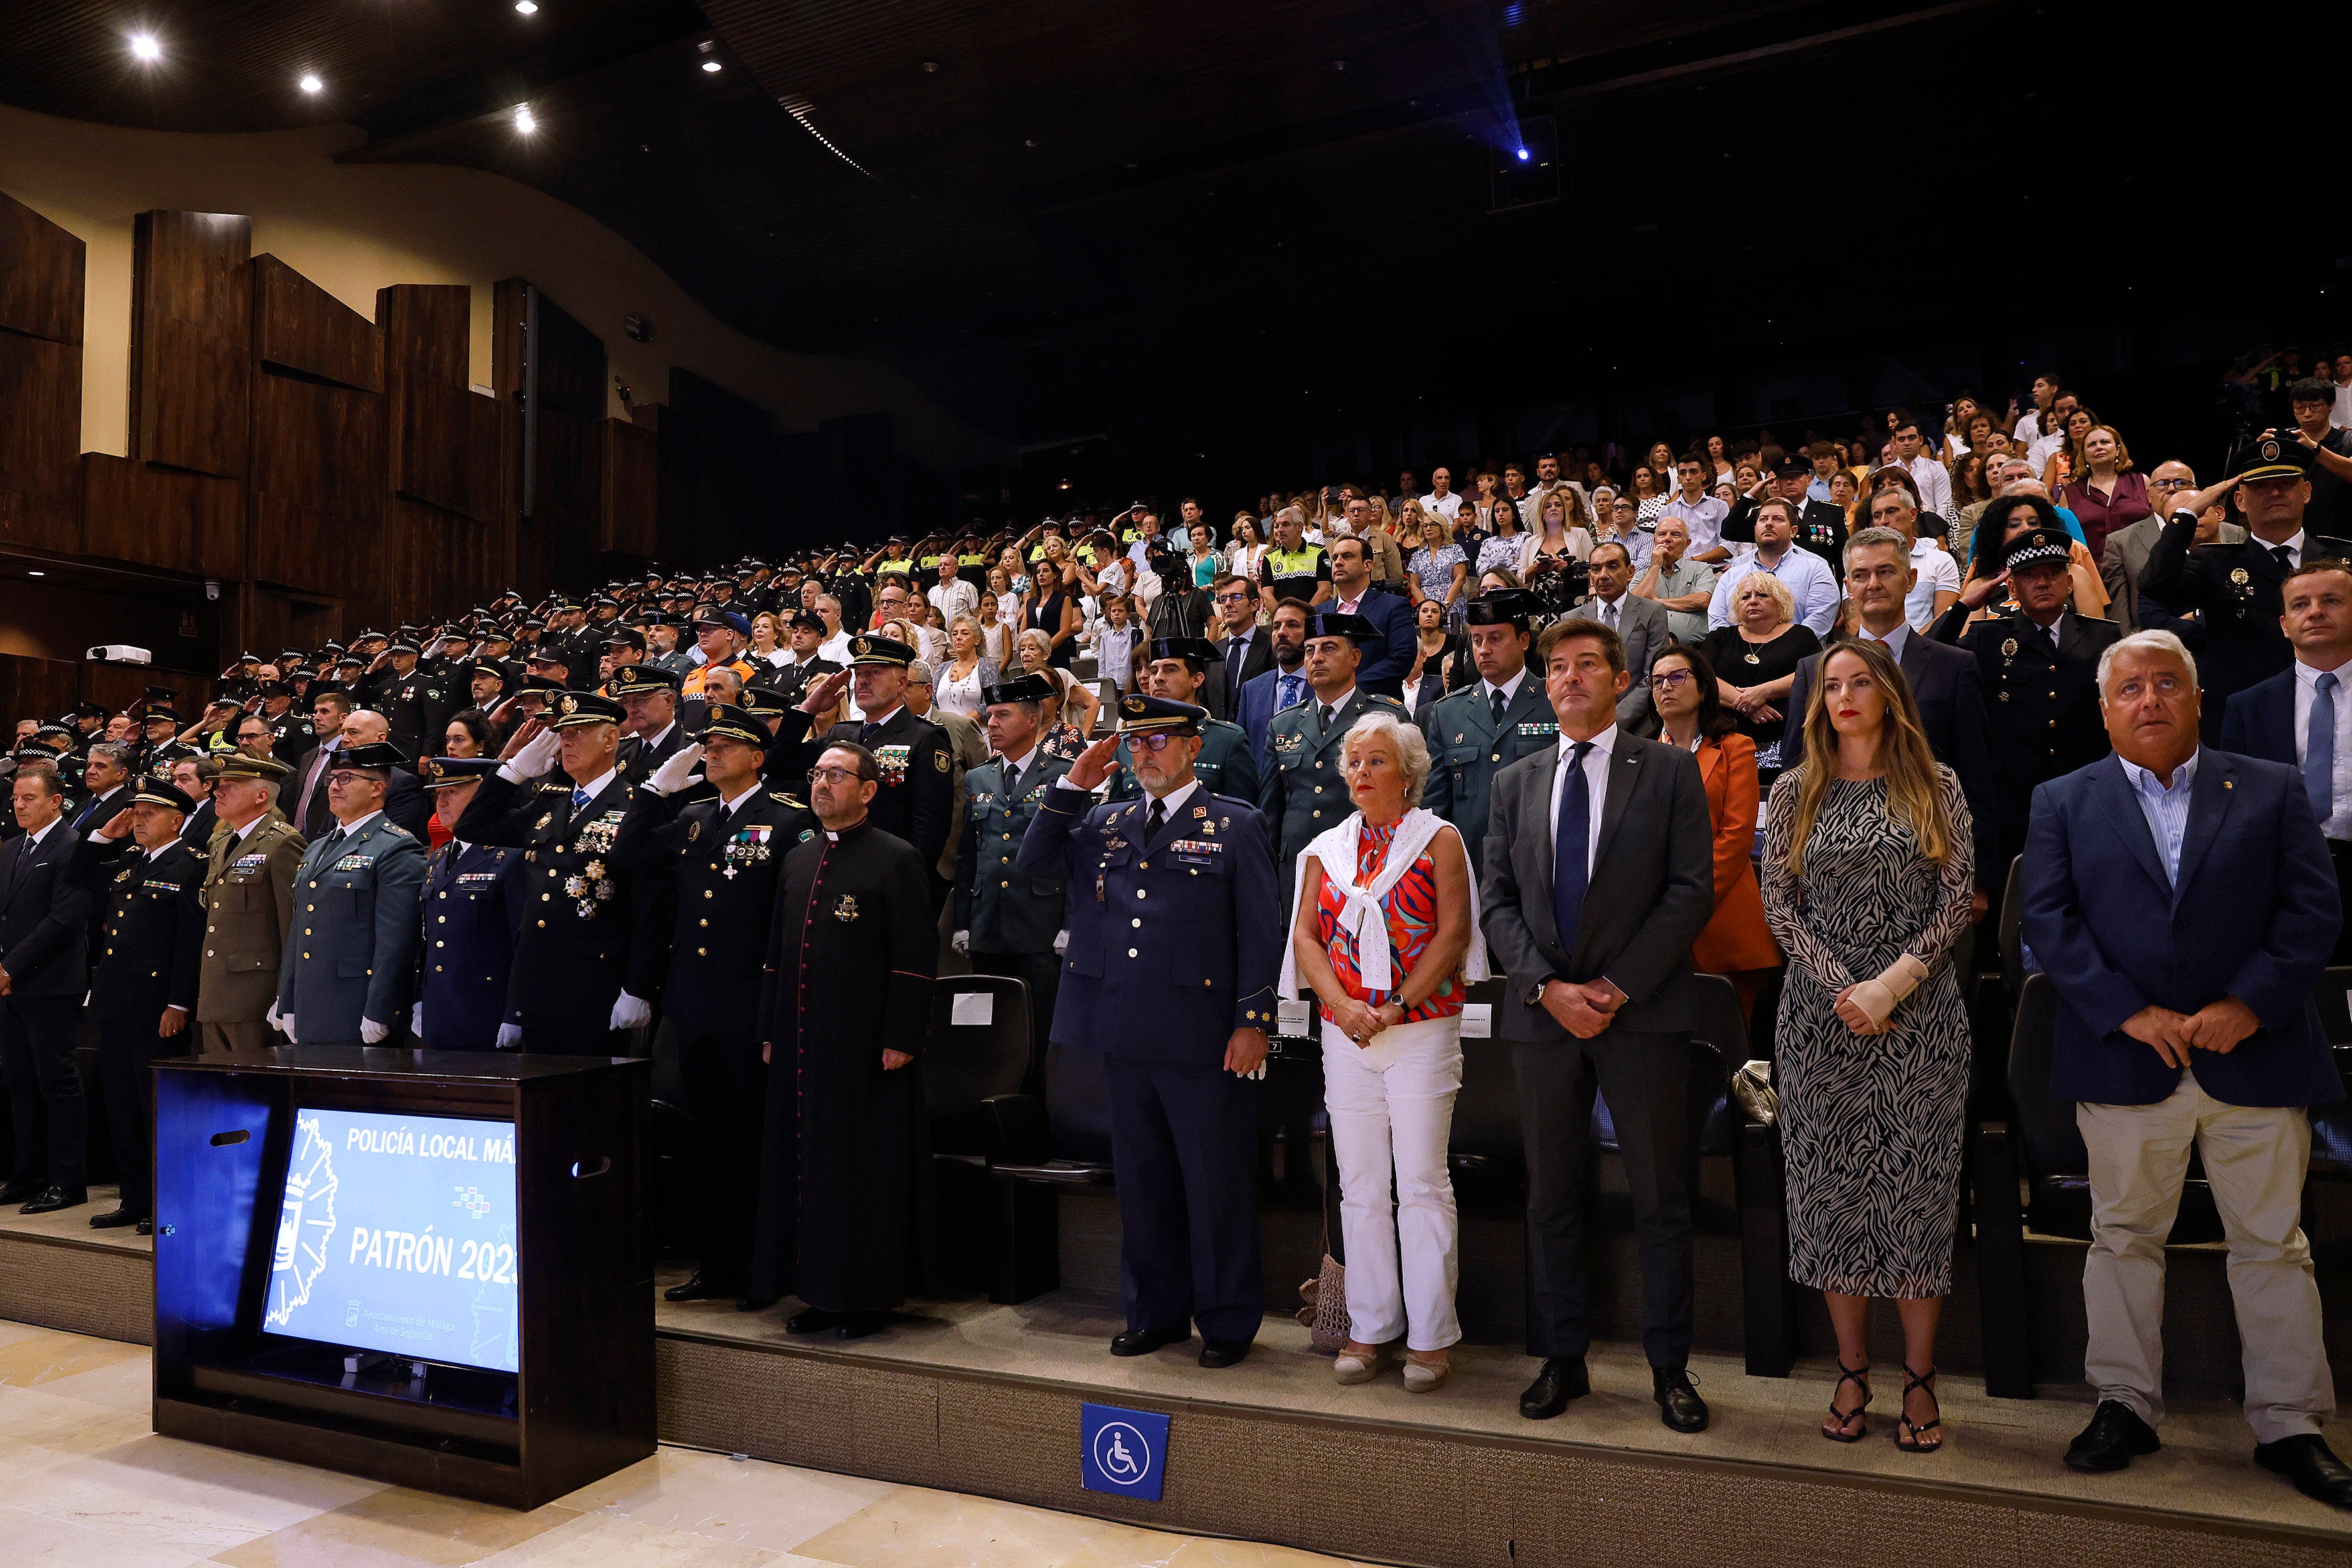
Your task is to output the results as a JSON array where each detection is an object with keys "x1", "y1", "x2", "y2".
[
  {"x1": 2078, "y1": 1066, "x2": 2336, "y2": 1443},
  {"x1": 1322, "y1": 1015, "x2": 1464, "y2": 1352}
]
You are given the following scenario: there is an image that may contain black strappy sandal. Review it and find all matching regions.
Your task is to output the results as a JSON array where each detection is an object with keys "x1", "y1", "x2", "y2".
[
  {"x1": 1822, "y1": 1360, "x2": 1871, "y2": 1443},
  {"x1": 1895, "y1": 1364, "x2": 1942, "y2": 1452}
]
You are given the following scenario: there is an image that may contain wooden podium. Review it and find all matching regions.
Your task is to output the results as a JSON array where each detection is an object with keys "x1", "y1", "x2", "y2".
[{"x1": 151, "y1": 1048, "x2": 653, "y2": 1508}]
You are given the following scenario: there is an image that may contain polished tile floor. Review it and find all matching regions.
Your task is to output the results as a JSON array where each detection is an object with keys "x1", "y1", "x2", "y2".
[{"x1": 0, "y1": 1320, "x2": 1366, "y2": 1568}]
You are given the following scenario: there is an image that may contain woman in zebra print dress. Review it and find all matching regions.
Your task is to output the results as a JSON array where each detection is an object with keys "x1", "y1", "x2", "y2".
[{"x1": 1763, "y1": 638, "x2": 1974, "y2": 1453}]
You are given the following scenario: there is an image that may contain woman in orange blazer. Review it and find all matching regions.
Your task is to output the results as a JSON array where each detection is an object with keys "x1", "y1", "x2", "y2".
[{"x1": 1648, "y1": 645, "x2": 1781, "y2": 1014}]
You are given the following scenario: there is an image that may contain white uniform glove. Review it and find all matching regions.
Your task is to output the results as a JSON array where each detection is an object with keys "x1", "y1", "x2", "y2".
[
  {"x1": 609, "y1": 991, "x2": 652, "y2": 1031},
  {"x1": 496, "y1": 1022, "x2": 524, "y2": 1050},
  {"x1": 266, "y1": 1001, "x2": 285, "y2": 1033},
  {"x1": 409, "y1": 1002, "x2": 424, "y2": 1037},
  {"x1": 644, "y1": 742, "x2": 706, "y2": 797},
  {"x1": 280, "y1": 1014, "x2": 297, "y2": 1044},
  {"x1": 360, "y1": 1017, "x2": 389, "y2": 1045},
  {"x1": 498, "y1": 726, "x2": 561, "y2": 783},
  {"x1": 1053, "y1": 929, "x2": 1069, "y2": 955},
  {"x1": 952, "y1": 929, "x2": 970, "y2": 955}
]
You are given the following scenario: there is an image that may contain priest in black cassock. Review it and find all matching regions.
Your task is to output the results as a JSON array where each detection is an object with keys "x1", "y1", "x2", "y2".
[{"x1": 747, "y1": 738, "x2": 939, "y2": 1337}]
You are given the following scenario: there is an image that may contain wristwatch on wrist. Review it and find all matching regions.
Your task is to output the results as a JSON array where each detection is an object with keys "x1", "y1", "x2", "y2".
[{"x1": 1526, "y1": 978, "x2": 1556, "y2": 1008}]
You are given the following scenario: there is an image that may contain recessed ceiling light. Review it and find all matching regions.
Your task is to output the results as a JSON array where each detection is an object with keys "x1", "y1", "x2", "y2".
[
  {"x1": 299, "y1": 74, "x2": 323, "y2": 95},
  {"x1": 514, "y1": 104, "x2": 537, "y2": 133},
  {"x1": 514, "y1": 0, "x2": 538, "y2": 13},
  {"x1": 25, "y1": 571, "x2": 44, "y2": 578},
  {"x1": 701, "y1": 58, "x2": 722, "y2": 72},
  {"x1": 128, "y1": 33, "x2": 161, "y2": 62}
]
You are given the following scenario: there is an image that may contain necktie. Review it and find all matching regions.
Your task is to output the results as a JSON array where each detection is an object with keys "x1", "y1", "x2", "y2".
[
  {"x1": 1002, "y1": 759, "x2": 1020, "y2": 796},
  {"x1": 1318, "y1": 702, "x2": 1335, "y2": 733},
  {"x1": 861, "y1": 721, "x2": 881, "y2": 744},
  {"x1": 1277, "y1": 673, "x2": 1306, "y2": 712},
  {"x1": 571, "y1": 785, "x2": 591, "y2": 811},
  {"x1": 323, "y1": 826, "x2": 347, "y2": 853},
  {"x1": 1553, "y1": 742, "x2": 1594, "y2": 956},
  {"x1": 2309, "y1": 672, "x2": 2337, "y2": 826},
  {"x1": 2275, "y1": 545, "x2": 2296, "y2": 574},
  {"x1": 1146, "y1": 798, "x2": 1166, "y2": 840},
  {"x1": 1490, "y1": 687, "x2": 1508, "y2": 726},
  {"x1": 1603, "y1": 601, "x2": 1618, "y2": 631}
]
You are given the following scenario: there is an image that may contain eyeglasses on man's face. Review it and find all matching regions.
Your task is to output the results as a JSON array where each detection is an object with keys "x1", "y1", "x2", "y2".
[{"x1": 809, "y1": 765, "x2": 864, "y2": 785}]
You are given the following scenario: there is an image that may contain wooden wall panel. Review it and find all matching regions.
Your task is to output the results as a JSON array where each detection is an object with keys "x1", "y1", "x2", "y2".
[
  {"x1": 80, "y1": 453, "x2": 240, "y2": 576},
  {"x1": 248, "y1": 370, "x2": 384, "y2": 593},
  {"x1": 0, "y1": 333, "x2": 82, "y2": 552},
  {"x1": 601, "y1": 417, "x2": 657, "y2": 560},
  {"x1": 377, "y1": 283, "x2": 467, "y2": 387},
  {"x1": 393, "y1": 379, "x2": 508, "y2": 523},
  {"x1": 252, "y1": 256, "x2": 381, "y2": 392},
  {"x1": 0, "y1": 191, "x2": 84, "y2": 346},
  {"x1": 129, "y1": 211, "x2": 251, "y2": 479},
  {"x1": 0, "y1": 655, "x2": 80, "y2": 730}
]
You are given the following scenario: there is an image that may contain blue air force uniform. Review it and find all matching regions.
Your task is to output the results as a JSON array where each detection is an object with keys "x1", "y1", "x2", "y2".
[
  {"x1": 1105, "y1": 719, "x2": 1258, "y2": 805},
  {"x1": 275, "y1": 789, "x2": 427, "y2": 1046},
  {"x1": 1014, "y1": 694, "x2": 1281, "y2": 1348},
  {"x1": 955, "y1": 731, "x2": 1071, "y2": 1083}
]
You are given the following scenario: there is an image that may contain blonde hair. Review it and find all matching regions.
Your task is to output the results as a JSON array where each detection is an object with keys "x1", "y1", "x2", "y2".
[
  {"x1": 1782, "y1": 639, "x2": 1952, "y2": 873},
  {"x1": 1729, "y1": 570, "x2": 1796, "y2": 626},
  {"x1": 1342, "y1": 712, "x2": 1431, "y2": 809}
]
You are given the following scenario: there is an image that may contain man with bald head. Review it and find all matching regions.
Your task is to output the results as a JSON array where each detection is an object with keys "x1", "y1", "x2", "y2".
[
  {"x1": 341, "y1": 709, "x2": 431, "y2": 840},
  {"x1": 2101, "y1": 459, "x2": 2244, "y2": 632}
]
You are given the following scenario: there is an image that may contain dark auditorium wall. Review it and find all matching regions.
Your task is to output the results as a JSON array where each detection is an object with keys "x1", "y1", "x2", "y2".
[{"x1": 0, "y1": 104, "x2": 1014, "y2": 689}]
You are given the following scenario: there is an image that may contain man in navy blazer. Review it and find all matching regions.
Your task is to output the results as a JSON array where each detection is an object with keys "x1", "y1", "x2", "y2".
[
  {"x1": 1322, "y1": 536, "x2": 1413, "y2": 699},
  {"x1": 2220, "y1": 558, "x2": 2352, "y2": 961},
  {"x1": 1235, "y1": 599, "x2": 1311, "y2": 763},
  {"x1": 2022, "y1": 627, "x2": 2352, "y2": 1506},
  {"x1": 0, "y1": 763, "x2": 92, "y2": 1214}
]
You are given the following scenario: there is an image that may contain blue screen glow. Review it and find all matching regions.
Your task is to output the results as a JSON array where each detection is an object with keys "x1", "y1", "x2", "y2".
[{"x1": 265, "y1": 1107, "x2": 521, "y2": 1374}]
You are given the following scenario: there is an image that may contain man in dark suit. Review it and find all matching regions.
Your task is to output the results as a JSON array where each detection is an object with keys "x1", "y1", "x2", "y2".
[
  {"x1": 1321, "y1": 536, "x2": 1414, "y2": 699},
  {"x1": 0, "y1": 763, "x2": 92, "y2": 1214},
  {"x1": 286, "y1": 688, "x2": 351, "y2": 840},
  {"x1": 2140, "y1": 437, "x2": 2317, "y2": 739},
  {"x1": 1786, "y1": 526, "x2": 1998, "y2": 899},
  {"x1": 2023, "y1": 628, "x2": 2352, "y2": 1507},
  {"x1": 1235, "y1": 599, "x2": 1312, "y2": 763},
  {"x1": 1722, "y1": 452, "x2": 1849, "y2": 564},
  {"x1": 1210, "y1": 574, "x2": 1274, "y2": 722},
  {"x1": 2221, "y1": 558, "x2": 2352, "y2": 961},
  {"x1": 2100, "y1": 459, "x2": 2243, "y2": 633},
  {"x1": 1575, "y1": 541, "x2": 1670, "y2": 734},
  {"x1": 70, "y1": 743, "x2": 133, "y2": 837},
  {"x1": 1480, "y1": 617, "x2": 1717, "y2": 1433}
]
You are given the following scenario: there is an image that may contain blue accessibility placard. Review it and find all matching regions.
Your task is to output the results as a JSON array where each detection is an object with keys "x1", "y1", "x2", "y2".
[{"x1": 1079, "y1": 1402, "x2": 1170, "y2": 1501}]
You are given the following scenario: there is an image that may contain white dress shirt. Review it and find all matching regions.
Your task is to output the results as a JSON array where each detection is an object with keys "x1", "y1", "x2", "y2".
[
  {"x1": 1546, "y1": 724, "x2": 1616, "y2": 874},
  {"x1": 1483, "y1": 668, "x2": 1528, "y2": 713},
  {"x1": 1707, "y1": 547, "x2": 1841, "y2": 636},
  {"x1": 1421, "y1": 491, "x2": 1463, "y2": 522},
  {"x1": 2294, "y1": 657, "x2": 2352, "y2": 840},
  {"x1": 1906, "y1": 538, "x2": 1961, "y2": 630},
  {"x1": 1904, "y1": 453, "x2": 1955, "y2": 520}
]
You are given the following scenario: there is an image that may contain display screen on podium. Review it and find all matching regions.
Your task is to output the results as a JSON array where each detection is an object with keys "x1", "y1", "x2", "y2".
[{"x1": 264, "y1": 1107, "x2": 522, "y2": 1374}]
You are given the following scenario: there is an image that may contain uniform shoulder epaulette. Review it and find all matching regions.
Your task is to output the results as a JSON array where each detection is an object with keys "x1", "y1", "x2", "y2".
[
  {"x1": 770, "y1": 791, "x2": 808, "y2": 809},
  {"x1": 382, "y1": 823, "x2": 412, "y2": 838},
  {"x1": 536, "y1": 780, "x2": 570, "y2": 791},
  {"x1": 1364, "y1": 692, "x2": 1405, "y2": 710}
]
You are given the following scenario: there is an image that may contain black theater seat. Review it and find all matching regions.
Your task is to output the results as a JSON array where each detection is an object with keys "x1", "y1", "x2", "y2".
[{"x1": 982, "y1": 1038, "x2": 1115, "y2": 1303}]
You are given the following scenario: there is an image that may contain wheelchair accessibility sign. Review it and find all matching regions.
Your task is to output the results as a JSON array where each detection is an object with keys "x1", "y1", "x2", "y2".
[{"x1": 1080, "y1": 1402, "x2": 1170, "y2": 1500}]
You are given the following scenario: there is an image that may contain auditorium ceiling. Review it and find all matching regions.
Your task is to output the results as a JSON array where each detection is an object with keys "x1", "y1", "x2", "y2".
[{"x1": 1, "y1": 0, "x2": 2340, "y2": 451}]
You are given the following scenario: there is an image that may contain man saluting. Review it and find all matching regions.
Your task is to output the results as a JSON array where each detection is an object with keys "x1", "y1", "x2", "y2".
[{"x1": 749, "y1": 741, "x2": 937, "y2": 1340}]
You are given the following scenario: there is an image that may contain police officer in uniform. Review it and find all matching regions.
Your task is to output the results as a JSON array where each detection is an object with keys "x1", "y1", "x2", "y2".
[
  {"x1": 377, "y1": 639, "x2": 457, "y2": 761},
  {"x1": 451, "y1": 691, "x2": 672, "y2": 1055},
  {"x1": 611, "y1": 665, "x2": 690, "y2": 783},
  {"x1": 272, "y1": 740, "x2": 426, "y2": 1047},
  {"x1": 953, "y1": 674, "x2": 1071, "y2": 1081},
  {"x1": 1014, "y1": 694, "x2": 1281, "y2": 1368},
  {"x1": 1929, "y1": 522, "x2": 2117, "y2": 902},
  {"x1": 643, "y1": 705, "x2": 817, "y2": 1306},
  {"x1": 1105, "y1": 638, "x2": 1259, "y2": 804},
  {"x1": 1257, "y1": 611, "x2": 1405, "y2": 886},
  {"x1": 767, "y1": 637, "x2": 955, "y2": 900},
  {"x1": 70, "y1": 777, "x2": 204, "y2": 1232},
  {"x1": 1419, "y1": 589, "x2": 1558, "y2": 870},
  {"x1": 197, "y1": 753, "x2": 303, "y2": 1052},
  {"x1": 2139, "y1": 435, "x2": 2316, "y2": 738},
  {"x1": 412, "y1": 757, "x2": 529, "y2": 1051}
]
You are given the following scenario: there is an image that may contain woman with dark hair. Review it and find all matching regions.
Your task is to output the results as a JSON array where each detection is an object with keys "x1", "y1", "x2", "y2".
[
  {"x1": 1477, "y1": 497, "x2": 1526, "y2": 578},
  {"x1": 1763, "y1": 636, "x2": 1974, "y2": 1454},
  {"x1": 2038, "y1": 404, "x2": 2100, "y2": 494},
  {"x1": 1649, "y1": 646, "x2": 1779, "y2": 1010},
  {"x1": 1957, "y1": 494, "x2": 2108, "y2": 623},
  {"x1": 426, "y1": 708, "x2": 501, "y2": 850}
]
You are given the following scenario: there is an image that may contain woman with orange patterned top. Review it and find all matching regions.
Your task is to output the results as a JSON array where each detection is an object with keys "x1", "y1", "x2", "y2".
[{"x1": 1285, "y1": 711, "x2": 1485, "y2": 1393}]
